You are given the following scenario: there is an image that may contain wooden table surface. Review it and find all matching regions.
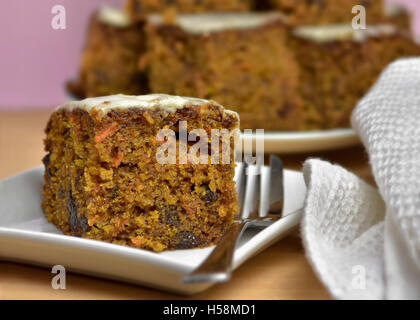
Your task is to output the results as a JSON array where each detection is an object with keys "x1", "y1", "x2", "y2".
[{"x1": 0, "y1": 109, "x2": 374, "y2": 300}]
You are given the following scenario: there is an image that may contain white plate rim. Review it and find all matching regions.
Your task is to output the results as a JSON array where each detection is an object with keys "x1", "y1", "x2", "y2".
[{"x1": 242, "y1": 128, "x2": 360, "y2": 154}]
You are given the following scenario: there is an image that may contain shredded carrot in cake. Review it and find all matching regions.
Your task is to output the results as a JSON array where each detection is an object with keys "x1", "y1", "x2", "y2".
[
  {"x1": 143, "y1": 112, "x2": 155, "y2": 124},
  {"x1": 131, "y1": 237, "x2": 144, "y2": 247},
  {"x1": 94, "y1": 122, "x2": 118, "y2": 143},
  {"x1": 69, "y1": 114, "x2": 77, "y2": 125},
  {"x1": 111, "y1": 151, "x2": 123, "y2": 167}
]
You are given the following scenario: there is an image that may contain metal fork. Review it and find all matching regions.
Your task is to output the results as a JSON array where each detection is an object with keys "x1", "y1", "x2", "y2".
[{"x1": 182, "y1": 155, "x2": 301, "y2": 283}]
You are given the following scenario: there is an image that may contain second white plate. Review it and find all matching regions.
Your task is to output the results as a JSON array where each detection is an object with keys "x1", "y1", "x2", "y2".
[{"x1": 242, "y1": 128, "x2": 360, "y2": 154}]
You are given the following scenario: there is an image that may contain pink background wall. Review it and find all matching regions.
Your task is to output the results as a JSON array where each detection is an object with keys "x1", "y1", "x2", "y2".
[{"x1": 0, "y1": 0, "x2": 419, "y2": 110}]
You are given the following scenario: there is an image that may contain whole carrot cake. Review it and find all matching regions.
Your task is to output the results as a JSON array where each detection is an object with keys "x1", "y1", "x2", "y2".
[
  {"x1": 291, "y1": 24, "x2": 420, "y2": 129},
  {"x1": 67, "y1": 7, "x2": 148, "y2": 98},
  {"x1": 125, "y1": 0, "x2": 253, "y2": 22},
  {"x1": 42, "y1": 94, "x2": 239, "y2": 252},
  {"x1": 146, "y1": 12, "x2": 304, "y2": 131}
]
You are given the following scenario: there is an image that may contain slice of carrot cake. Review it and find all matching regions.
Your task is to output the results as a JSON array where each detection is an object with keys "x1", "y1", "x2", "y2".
[{"x1": 42, "y1": 94, "x2": 239, "y2": 252}]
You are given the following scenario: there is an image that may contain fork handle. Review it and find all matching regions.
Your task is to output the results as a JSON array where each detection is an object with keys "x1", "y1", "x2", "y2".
[
  {"x1": 182, "y1": 221, "x2": 249, "y2": 283},
  {"x1": 182, "y1": 208, "x2": 304, "y2": 284}
]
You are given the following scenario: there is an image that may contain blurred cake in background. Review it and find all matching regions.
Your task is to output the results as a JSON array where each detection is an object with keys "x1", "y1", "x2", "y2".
[
  {"x1": 67, "y1": 7, "x2": 149, "y2": 98},
  {"x1": 125, "y1": 0, "x2": 253, "y2": 21},
  {"x1": 384, "y1": 2, "x2": 412, "y2": 31},
  {"x1": 256, "y1": 0, "x2": 385, "y2": 26},
  {"x1": 292, "y1": 24, "x2": 420, "y2": 129},
  {"x1": 146, "y1": 12, "x2": 303, "y2": 131},
  {"x1": 68, "y1": 0, "x2": 420, "y2": 131}
]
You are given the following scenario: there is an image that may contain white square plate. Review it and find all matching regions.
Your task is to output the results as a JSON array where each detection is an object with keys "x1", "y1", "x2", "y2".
[{"x1": 0, "y1": 166, "x2": 305, "y2": 295}]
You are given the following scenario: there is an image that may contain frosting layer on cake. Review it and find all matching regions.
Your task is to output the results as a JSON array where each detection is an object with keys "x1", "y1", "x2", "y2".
[
  {"x1": 293, "y1": 24, "x2": 397, "y2": 43},
  {"x1": 57, "y1": 94, "x2": 239, "y2": 119},
  {"x1": 97, "y1": 6, "x2": 131, "y2": 28},
  {"x1": 149, "y1": 12, "x2": 283, "y2": 34}
]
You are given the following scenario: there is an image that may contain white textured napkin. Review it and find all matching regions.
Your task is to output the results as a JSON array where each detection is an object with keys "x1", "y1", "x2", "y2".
[{"x1": 302, "y1": 58, "x2": 420, "y2": 300}]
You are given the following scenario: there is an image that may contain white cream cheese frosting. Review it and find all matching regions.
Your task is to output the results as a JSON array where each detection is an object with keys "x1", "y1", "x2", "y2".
[
  {"x1": 293, "y1": 23, "x2": 397, "y2": 43},
  {"x1": 56, "y1": 94, "x2": 239, "y2": 119},
  {"x1": 98, "y1": 8, "x2": 282, "y2": 35},
  {"x1": 148, "y1": 12, "x2": 283, "y2": 35},
  {"x1": 97, "y1": 6, "x2": 131, "y2": 28}
]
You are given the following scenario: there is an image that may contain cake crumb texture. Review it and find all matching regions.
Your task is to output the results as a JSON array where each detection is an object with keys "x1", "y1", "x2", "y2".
[{"x1": 42, "y1": 95, "x2": 239, "y2": 252}]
